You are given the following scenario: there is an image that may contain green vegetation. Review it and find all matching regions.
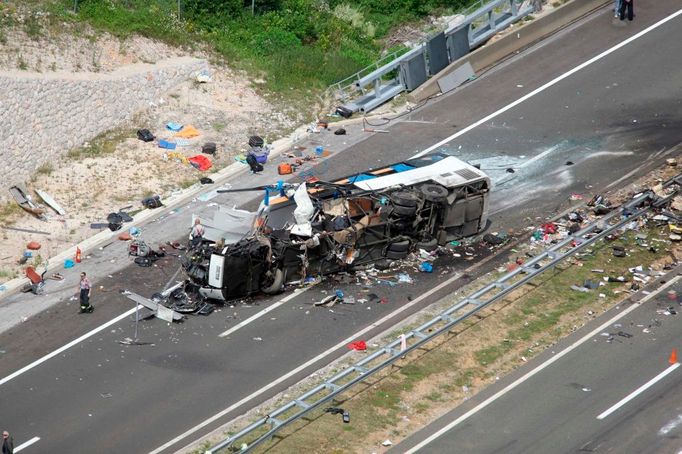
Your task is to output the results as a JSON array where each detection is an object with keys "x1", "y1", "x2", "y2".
[
  {"x1": 9, "y1": 0, "x2": 477, "y2": 101},
  {"x1": 36, "y1": 162, "x2": 54, "y2": 175},
  {"x1": 67, "y1": 127, "x2": 135, "y2": 159}
]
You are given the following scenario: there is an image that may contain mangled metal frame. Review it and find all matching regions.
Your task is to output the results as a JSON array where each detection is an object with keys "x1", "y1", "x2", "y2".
[{"x1": 183, "y1": 152, "x2": 492, "y2": 302}]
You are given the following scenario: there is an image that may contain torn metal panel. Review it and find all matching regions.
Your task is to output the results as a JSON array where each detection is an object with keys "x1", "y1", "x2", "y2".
[
  {"x1": 122, "y1": 291, "x2": 184, "y2": 322},
  {"x1": 194, "y1": 206, "x2": 256, "y2": 244}
]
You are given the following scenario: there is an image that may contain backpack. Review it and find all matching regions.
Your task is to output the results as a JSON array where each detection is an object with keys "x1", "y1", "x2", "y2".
[
  {"x1": 137, "y1": 129, "x2": 155, "y2": 142},
  {"x1": 246, "y1": 154, "x2": 263, "y2": 173}
]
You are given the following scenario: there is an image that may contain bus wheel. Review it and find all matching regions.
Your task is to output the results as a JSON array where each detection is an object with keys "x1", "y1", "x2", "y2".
[
  {"x1": 261, "y1": 268, "x2": 284, "y2": 295},
  {"x1": 421, "y1": 184, "x2": 448, "y2": 202}
]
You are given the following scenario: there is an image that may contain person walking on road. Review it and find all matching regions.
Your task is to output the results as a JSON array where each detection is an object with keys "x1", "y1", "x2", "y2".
[
  {"x1": 619, "y1": 0, "x2": 634, "y2": 21},
  {"x1": 78, "y1": 272, "x2": 94, "y2": 313},
  {"x1": 2, "y1": 431, "x2": 13, "y2": 454},
  {"x1": 190, "y1": 218, "x2": 205, "y2": 247}
]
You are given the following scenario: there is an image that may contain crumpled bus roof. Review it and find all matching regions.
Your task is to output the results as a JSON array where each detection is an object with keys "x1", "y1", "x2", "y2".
[{"x1": 349, "y1": 154, "x2": 489, "y2": 191}]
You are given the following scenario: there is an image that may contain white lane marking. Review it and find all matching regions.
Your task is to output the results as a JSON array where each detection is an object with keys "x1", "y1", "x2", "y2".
[
  {"x1": 150, "y1": 271, "x2": 462, "y2": 454},
  {"x1": 218, "y1": 288, "x2": 310, "y2": 338},
  {"x1": 411, "y1": 7, "x2": 682, "y2": 159},
  {"x1": 404, "y1": 275, "x2": 682, "y2": 453},
  {"x1": 15, "y1": 436, "x2": 40, "y2": 452},
  {"x1": 659, "y1": 414, "x2": 682, "y2": 436},
  {"x1": 0, "y1": 307, "x2": 137, "y2": 387},
  {"x1": 597, "y1": 363, "x2": 681, "y2": 420}
]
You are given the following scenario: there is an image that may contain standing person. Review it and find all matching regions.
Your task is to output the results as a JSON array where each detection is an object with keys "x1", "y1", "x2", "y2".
[
  {"x1": 190, "y1": 218, "x2": 205, "y2": 247},
  {"x1": 78, "y1": 272, "x2": 94, "y2": 313},
  {"x1": 2, "y1": 431, "x2": 13, "y2": 454},
  {"x1": 620, "y1": 0, "x2": 633, "y2": 21},
  {"x1": 614, "y1": 0, "x2": 622, "y2": 17}
]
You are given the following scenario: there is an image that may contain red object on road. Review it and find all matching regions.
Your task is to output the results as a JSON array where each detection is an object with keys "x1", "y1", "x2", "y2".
[
  {"x1": 541, "y1": 222, "x2": 557, "y2": 234},
  {"x1": 347, "y1": 341, "x2": 367, "y2": 351},
  {"x1": 75, "y1": 246, "x2": 82, "y2": 263}
]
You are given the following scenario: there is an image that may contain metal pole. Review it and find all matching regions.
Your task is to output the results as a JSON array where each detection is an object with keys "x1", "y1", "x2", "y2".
[
  {"x1": 252, "y1": 0, "x2": 255, "y2": 15},
  {"x1": 73, "y1": 0, "x2": 78, "y2": 13},
  {"x1": 177, "y1": 0, "x2": 181, "y2": 18}
]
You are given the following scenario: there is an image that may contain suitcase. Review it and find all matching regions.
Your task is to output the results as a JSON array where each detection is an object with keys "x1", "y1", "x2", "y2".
[
  {"x1": 248, "y1": 136, "x2": 265, "y2": 148},
  {"x1": 335, "y1": 106, "x2": 353, "y2": 118},
  {"x1": 137, "y1": 129, "x2": 155, "y2": 142},
  {"x1": 158, "y1": 139, "x2": 176, "y2": 150},
  {"x1": 202, "y1": 142, "x2": 216, "y2": 154},
  {"x1": 278, "y1": 163, "x2": 293, "y2": 175}
]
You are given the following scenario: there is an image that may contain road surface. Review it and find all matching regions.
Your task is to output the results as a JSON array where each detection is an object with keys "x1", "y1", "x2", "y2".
[
  {"x1": 398, "y1": 274, "x2": 682, "y2": 454},
  {"x1": 0, "y1": 1, "x2": 680, "y2": 452}
]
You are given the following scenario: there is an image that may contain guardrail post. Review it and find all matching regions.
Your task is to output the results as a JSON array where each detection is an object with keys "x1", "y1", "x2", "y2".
[{"x1": 373, "y1": 78, "x2": 382, "y2": 98}]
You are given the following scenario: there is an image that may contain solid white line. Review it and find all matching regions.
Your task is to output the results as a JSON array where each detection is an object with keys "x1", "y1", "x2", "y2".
[
  {"x1": 404, "y1": 275, "x2": 682, "y2": 453},
  {"x1": 149, "y1": 271, "x2": 462, "y2": 454},
  {"x1": 597, "y1": 363, "x2": 680, "y2": 420},
  {"x1": 218, "y1": 288, "x2": 309, "y2": 338},
  {"x1": 15, "y1": 436, "x2": 40, "y2": 452},
  {"x1": 411, "y1": 7, "x2": 682, "y2": 159},
  {"x1": 0, "y1": 307, "x2": 137, "y2": 387}
]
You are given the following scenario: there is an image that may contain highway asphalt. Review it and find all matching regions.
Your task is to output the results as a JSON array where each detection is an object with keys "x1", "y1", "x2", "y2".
[
  {"x1": 397, "y1": 272, "x2": 682, "y2": 454},
  {"x1": 0, "y1": 0, "x2": 681, "y2": 452}
]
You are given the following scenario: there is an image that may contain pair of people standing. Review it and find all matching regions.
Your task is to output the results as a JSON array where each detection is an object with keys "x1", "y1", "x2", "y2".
[{"x1": 615, "y1": 0, "x2": 634, "y2": 21}]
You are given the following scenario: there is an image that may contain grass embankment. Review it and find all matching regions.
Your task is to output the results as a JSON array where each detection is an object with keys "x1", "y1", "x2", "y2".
[
  {"x1": 227, "y1": 226, "x2": 677, "y2": 453},
  {"x1": 3, "y1": 0, "x2": 477, "y2": 103}
]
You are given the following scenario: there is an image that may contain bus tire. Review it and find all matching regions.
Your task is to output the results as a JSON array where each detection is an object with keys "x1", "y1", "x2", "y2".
[
  {"x1": 386, "y1": 249, "x2": 408, "y2": 260},
  {"x1": 261, "y1": 268, "x2": 284, "y2": 295},
  {"x1": 387, "y1": 240, "x2": 410, "y2": 253},
  {"x1": 393, "y1": 204, "x2": 417, "y2": 217},
  {"x1": 392, "y1": 191, "x2": 419, "y2": 207},
  {"x1": 421, "y1": 184, "x2": 448, "y2": 202},
  {"x1": 417, "y1": 237, "x2": 438, "y2": 251}
]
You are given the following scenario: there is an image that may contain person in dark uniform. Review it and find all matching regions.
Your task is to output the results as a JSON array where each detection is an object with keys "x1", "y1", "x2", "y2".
[
  {"x1": 619, "y1": 0, "x2": 634, "y2": 21},
  {"x1": 2, "y1": 431, "x2": 13, "y2": 454},
  {"x1": 78, "y1": 272, "x2": 94, "y2": 313}
]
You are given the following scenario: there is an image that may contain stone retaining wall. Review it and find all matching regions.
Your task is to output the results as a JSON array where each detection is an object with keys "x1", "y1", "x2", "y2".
[{"x1": 0, "y1": 57, "x2": 206, "y2": 200}]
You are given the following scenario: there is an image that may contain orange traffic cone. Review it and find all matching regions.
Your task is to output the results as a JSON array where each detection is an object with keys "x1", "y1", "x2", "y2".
[
  {"x1": 669, "y1": 348, "x2": 678, "y2": 365},
  {"x1": 75, "y1": 246, "x2": 82, "y2": 263}
]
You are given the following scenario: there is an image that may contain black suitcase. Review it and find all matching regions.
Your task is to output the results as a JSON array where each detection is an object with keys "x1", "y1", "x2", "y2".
[
  {"x1": 137, "y1": 129, "x2": 155, "y2": 142},
  {"x1": 248, "y1": 135, "x2": 264, "y2": 148},
  {"x1": 335, "y1": 106, "x2": 353, "y2": 118},
  {"x1": 202, "y1": 142, "x2": 216, "y2": 154}
]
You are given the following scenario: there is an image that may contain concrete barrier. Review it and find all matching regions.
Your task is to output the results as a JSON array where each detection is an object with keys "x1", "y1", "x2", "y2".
[{"x1": 409, "y1": 0, "x2": 611, "y2": 102}]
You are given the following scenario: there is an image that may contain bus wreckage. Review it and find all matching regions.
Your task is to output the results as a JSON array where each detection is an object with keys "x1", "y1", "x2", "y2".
[{"x1": 182, "y1": 152, "x2": 491, "y2": 302}]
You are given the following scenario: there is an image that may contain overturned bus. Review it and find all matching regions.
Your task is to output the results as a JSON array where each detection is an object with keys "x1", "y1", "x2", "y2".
[{"x1": 183, "y1": 152, "x2": 491, "y2": 301}]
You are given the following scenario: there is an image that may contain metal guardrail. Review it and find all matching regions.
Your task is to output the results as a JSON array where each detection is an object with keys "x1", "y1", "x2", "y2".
[
  {"x1": 325, "y1": 0, "x2": 536, "y2": 114},
  {"x1": 207, "y1": 174, "x2": 682, "y2": 453}
]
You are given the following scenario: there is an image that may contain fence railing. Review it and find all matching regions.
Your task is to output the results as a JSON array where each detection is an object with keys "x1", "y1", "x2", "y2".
[{"x1": 322, "y1": 0, "x2": 536, "y2": 115}]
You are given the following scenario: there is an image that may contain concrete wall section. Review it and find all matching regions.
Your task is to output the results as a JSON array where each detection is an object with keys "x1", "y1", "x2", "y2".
[
  {"x1": 409, "y1": 0, "x2": 611, "y2": 102},
  {"x1": 0, "y1": 57, "x2": 206, "y2": 195}
]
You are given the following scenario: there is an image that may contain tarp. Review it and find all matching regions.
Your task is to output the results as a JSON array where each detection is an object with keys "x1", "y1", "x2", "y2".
[
  {"x1": 175, "y1": 125, "x2": 200, "y2": 138},
  {"x1": 188, "y1": 155, "x2": 212, "y2": 171}
]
